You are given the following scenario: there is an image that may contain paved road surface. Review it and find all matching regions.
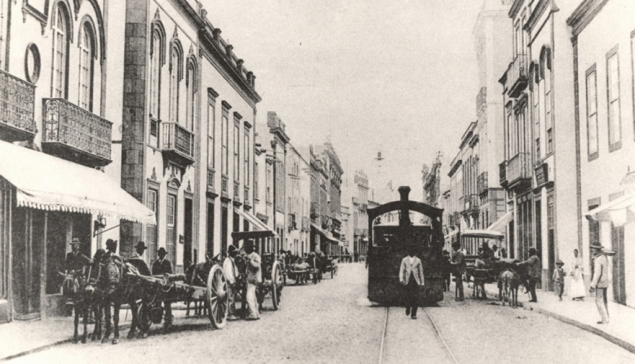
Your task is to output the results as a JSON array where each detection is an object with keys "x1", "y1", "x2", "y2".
[{"x1": 11, "y1": 264, "x2": 635, "y2": 364}]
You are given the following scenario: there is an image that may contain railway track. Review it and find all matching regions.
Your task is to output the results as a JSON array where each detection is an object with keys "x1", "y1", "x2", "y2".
[{"x1": 378, "y1": 306, "x2": 459, "y2": 364}]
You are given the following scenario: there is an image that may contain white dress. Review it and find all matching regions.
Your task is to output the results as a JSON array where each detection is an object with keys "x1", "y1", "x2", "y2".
[{"x1": 568, "y1": 256, "x2": 586, "y2": 299}]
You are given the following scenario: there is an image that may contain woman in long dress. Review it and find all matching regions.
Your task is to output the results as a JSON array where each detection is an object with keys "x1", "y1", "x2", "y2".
[{"x1": 569, "y1": 249, "x2": 586, "y2": 300}]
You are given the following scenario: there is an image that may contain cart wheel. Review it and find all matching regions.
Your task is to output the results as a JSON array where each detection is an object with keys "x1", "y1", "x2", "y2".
[
  {"x1": 137, "y1": 302, "x2": 152, "y2": 333},
  {"x1": 207, "y1": 265, "x2": 228, "y2": 329},
  {"x1": 272, "y1": 261, "x2": 283, "y2": 310}
]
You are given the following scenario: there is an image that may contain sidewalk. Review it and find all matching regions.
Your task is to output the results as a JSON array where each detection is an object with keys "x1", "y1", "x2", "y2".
[
  {"x1": 0, "y1": 304, "x2": 198, "y2": 361},
  {"x1": 483, "y1": 283, "x2": 635, "y2": 354}
]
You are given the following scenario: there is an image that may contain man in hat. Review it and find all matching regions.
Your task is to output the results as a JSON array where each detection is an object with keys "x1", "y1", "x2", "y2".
[
  {"x1": 152, "y1": 248, "x2": 173, "y2": 330},
  {"x1": 450, "y1": 241, "x2": 466, "y2": 302},
  {"x1": 128, "y1": 241, "x2": 151, "y2": 276},
  {"x1": 223, "y1": 245, "x2": 240, "y2": 320},
  {"x1": 244, "y1": 240, "x2": 261, "y2": 320},
  {"x1": 589, "y1": 243, "x2": 610, "y2": 324},
  {"x1": 65, "y1": 238, "x2": 90, "y2": 273},
  {"x1": 517, "y1": 247, "x2": 541, "y2": 302},
  {"x1": 104, "y1": 239, "x2": 123, "y2": 264}
]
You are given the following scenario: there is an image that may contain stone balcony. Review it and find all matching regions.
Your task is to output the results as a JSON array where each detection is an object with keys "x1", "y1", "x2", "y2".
[
  {"x1": 506, "y1": 152, "x2": 532, "y2": 191},
  {"x1": 42, "y1": 98, "x2": 112, "y2": 167},
  {"x1": 161, "y1": 122, "x2": 194, "y2": 167},
  {"x1": 0, "y1": 70, "x2": 36, "y2": 143}
]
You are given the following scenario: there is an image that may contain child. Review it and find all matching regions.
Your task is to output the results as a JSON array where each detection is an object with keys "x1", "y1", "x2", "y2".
[{"x1": 553, "y1": 260, "x2": 566, "y2": 301}]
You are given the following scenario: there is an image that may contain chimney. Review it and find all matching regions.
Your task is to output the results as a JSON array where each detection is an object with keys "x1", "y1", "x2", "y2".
[{"x1": 398, "y1": 186, "x2": 411, "y2": 227}]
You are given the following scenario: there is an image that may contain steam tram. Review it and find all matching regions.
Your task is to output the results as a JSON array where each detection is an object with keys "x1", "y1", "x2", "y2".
[{"x1": 367, "y1": 186, "x2": 446, "y2": 305}]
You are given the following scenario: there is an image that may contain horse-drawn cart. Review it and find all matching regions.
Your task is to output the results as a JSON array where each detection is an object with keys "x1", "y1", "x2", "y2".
[
  {"x1": 231, "y1": 230, "x2": 284, "y2": 312},
  {"x1": 130, "y1": 264, "x2": 229, "y2": 331}
]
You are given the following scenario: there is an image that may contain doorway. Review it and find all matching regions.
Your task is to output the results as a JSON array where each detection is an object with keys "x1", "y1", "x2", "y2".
[
  {"x1": 206, "y1": 201, "x2": 215, "y2": 259},
  {"x1": 12, "y1": 209, "x2": 45, "y2": 319},
  {"x1": 184, "y1": 198, "x2": 193, "y2": 267},
  {"x1": 612, "y1": 224, "x2": 626, "y2": 304}
]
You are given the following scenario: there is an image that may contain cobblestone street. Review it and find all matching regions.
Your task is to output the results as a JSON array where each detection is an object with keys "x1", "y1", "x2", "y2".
[{"x1": 9, "y1": 264, "x2": 635, "y2": 364}]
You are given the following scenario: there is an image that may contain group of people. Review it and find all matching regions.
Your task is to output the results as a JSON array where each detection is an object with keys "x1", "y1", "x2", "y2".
[
  {"x1": 222, "y1": 240, "x2": 262, "y2": 321},
  {"x1": 436, "y1": 239, "x2": 612, "y2": 325}
]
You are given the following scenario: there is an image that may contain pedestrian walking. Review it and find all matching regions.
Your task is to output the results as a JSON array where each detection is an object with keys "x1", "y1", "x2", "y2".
[
  {"x1": 244, "y1": 240, "x2": 261, "y2": 320},
  {"x1": 553, "y1": 260, "x2": 565, "y2": 301},
  {"x1": 589, "y1": 243, "x2": 610, "y2": 324},
  {"x1": 568, "y1": 248, "x2": 586, "y2": 301},
  {"x1": 152, "y1": 248, "x2": 173, "y2": 330},
  {"x1": 399, "y1": 246, "x2": 425, "y2": 319},
  {"x1": 450, "y1": 241, "x2": 465, "y2": 302},
  {"x1": 223, "y1": 245, "x2": 240, "y2": 321},
  {"x1": 517, "y1": 247, "x2": 541, "y2": 302}
]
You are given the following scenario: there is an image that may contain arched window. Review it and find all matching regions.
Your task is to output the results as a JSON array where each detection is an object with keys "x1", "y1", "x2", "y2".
[
  {"x1": 150, "y1": 31, "x2": 162, "y2": 117},
  {"x1": 169, "y1": 45, "x2": 181, "y2": 123},
  {"x1": 78, "y1": 22, "x2": 95, "y2": 111},
  {"x1": 51, "y1": 3, "x2": 70, "y2": 98},
  {"x1": 185, "y1": 59, "x2": 196, "y2": 130}
]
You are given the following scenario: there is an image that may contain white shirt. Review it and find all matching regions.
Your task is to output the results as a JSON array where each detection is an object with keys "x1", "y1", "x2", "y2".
[
  {"x1": 408, "y1": 256, "x2": 415, "y2": 266},
  {"x1": 223, "y1": 257, "x2": 238, "y2": 285}
]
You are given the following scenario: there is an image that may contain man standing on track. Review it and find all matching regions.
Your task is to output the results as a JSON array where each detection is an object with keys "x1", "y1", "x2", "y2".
[
  {"x1": 399, "y1": 245, "x2": 425, "y2": 320},
  {"x1": 450, "y1": 241, "x2": 465, "y2": 302},
  {"x1": 152, "y1": 248, "x2": 173, "y2": 331}
]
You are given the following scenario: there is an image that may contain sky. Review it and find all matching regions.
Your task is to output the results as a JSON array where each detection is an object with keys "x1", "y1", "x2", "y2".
[{"x1": 205, "y1": 0, "x2": 485, "y2": 201}]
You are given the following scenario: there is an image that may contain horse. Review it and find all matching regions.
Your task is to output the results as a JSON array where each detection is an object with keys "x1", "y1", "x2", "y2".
[{"x1": 498, "y1": 269, "x2": 521, "y2": 307}]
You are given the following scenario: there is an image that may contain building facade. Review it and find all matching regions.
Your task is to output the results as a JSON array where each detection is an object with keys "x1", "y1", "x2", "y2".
[
  {"x1": 120, "y1": 0, "x2": 261, "y2": 273},
  {"x1": 569, "y1": 0, "x2": 635, "y2": 307},
  {"x1": 499, "y1": 0, "x2": 579, "y2": 290},
  {"x1": 0, "y1": 0, "x2": 153, "y2": 322},
  {"x1": 286, "y1": 145, "x2": 311, "y2": 257}
]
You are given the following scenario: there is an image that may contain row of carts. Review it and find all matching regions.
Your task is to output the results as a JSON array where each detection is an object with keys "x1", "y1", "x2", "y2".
[{"x1": 123, "y1": 229, "x2": 338, "y2": 333}]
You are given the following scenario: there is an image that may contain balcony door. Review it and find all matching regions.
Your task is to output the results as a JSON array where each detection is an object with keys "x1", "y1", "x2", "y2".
[
  {"x1": 612, "y1": 225, "x2": 626, "y2": 304},
  {"x1": 167, "y1": 193, "x2": 177, "y2": 268}
]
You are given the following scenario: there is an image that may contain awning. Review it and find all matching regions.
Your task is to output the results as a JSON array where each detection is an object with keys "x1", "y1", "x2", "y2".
[
  {"x1": 311, "y1": 222, "x2": 340, "y2": 245},
  {"x1": 0, "y1": 141, "x2": 155, "y2": 224},
  {"x1": 486, "y1": 211, "x2": 512, "y2": 234},
  {"x1": 235, "y1": 208, "x2": 278, "y2": 237},
  {"x1": 461, "y1": 229, "x2": 505, "y2": 240},
  {"x1": 587, "y1": 192, "x2": 635, "y2": 226}
]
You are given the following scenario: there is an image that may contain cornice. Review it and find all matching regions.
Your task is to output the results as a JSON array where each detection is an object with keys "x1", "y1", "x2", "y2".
[
  {"x1": 525, "y1": 0, "x2": 549, "y2": 32},
  {"x1": 509, "y1": 0, "x2": 526, "y2": 19},
  {"x1": 567, "y1": 0, "x2": 609, "y2": 37}
]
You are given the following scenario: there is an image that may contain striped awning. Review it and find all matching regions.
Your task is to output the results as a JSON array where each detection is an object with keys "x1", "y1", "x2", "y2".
[
  {"x1": 0, "y1": 141, "x2": 155, "y2": 224},
  {"x1": 235, "y1": 208, "x2": 278, "y2": 237}
]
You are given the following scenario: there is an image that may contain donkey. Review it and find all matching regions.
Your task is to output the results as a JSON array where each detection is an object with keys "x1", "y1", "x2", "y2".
[
  {"x1": 498, "y1": 268, "x2": 521, "y2": 307},
  {"x1": 62, "y1": 250, "x2": 108, "y2": 344},
  {"x1": 97, "y1": 253, "x2": 143, "y2": 344}
]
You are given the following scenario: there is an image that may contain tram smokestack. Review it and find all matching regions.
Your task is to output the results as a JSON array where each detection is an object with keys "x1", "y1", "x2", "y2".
[{"x1": 398, "y1": 186, "x2": 411, "y2": 226}]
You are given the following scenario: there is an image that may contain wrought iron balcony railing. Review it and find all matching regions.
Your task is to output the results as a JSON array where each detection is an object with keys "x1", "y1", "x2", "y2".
[
  {"x1": 507, "y1": 54, "x2": 528, "y2": 98},
  {"x1": 0, "y1": 70, "x2": 36, "y2": 142},
  {"x1": 42, "y1": 98, "x2": 112, "y2": 167},
  {"x1": 233, "y1": 180, "x2": 240, "y2": 201},
  {"x1": 221, "y1": 174, "x2": 229, "y2": 198},
  {"x1": 477, "y1": 172, "x2": 488, "y2": 195},
  {"x1": 499, "y1": 161, "x2": 507, "y2": 187},
  {"x1": 161, "y1": 122, "x2": 194, "y2": 166},
  {"x1": 506, "y1": 152, "x2": 532, "y2": 188},
  {"x1": 207, "y1": 169, "x2": 215, "y2": 194}
]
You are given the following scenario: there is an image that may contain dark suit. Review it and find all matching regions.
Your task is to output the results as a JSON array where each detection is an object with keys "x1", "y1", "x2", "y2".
[
  {"x1": 152, "y1": 258, "x2": 173, "y2": 325},
  {"x1": 65, "y1": 251, "x2": 90, "y2": 272},
  {"x1": 451, "y1": 251, "x2": 466, "y2": 300}
]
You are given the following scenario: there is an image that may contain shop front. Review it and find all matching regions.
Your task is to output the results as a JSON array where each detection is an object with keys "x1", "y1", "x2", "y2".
[{"x1": 0, "y1": 141, "x2": 155, "y2": 323}]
